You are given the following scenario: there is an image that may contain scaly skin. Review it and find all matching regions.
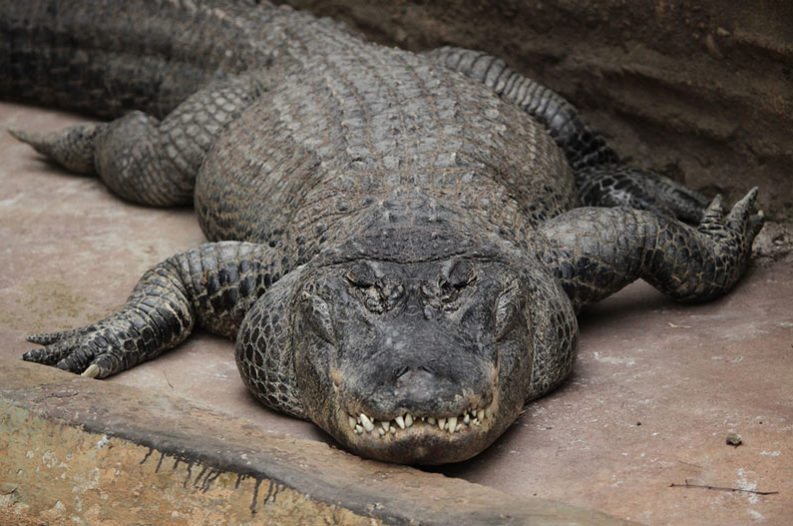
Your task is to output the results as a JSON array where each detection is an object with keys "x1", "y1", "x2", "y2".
[{"x1": 2, "y1": 0, "x2": 763, "y2": 464}]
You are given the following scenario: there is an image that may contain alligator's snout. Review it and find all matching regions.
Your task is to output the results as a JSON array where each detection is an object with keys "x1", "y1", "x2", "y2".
[
  {"x1": 324, "y1": 324, "x2": 502, "y2": 463},
  {"x1": 341, "y1": 321, "x2": 494, "y2": 410},
  {"x1": 316, "y1": 323, "x2": 495, "y2": 460}
]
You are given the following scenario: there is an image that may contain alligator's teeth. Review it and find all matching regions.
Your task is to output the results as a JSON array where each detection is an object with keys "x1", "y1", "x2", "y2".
[
  {"x1": 438, "y1": 417, "x2": 446, "y2": 430},
  {"x1": 448, "y1": 416, "x2": 458, "y2": 433},
  {"x1": 463, "y1": 412, "x2": 470, "y2": 424},
  {"x1": 390, "y1": 426, "x2": 396, "y2": 434},
  {"x1": 381, "y1": 421, "x2": 390, "y2": 432},
  {"x1": 473, "y1": 418, "x2": 480, "y2": 426},
  {"x1": 405, "y1": 413, "x2": 414, "y2": 427},
  {"x1": 427, "y1": 417, "x2": 436, "y2": 425},
  {"x1": 355, "y1": 424, "x2": 363, "y2": 434},
  {"x1": 360, "y1": 413, "x2": 375, "y2": 432},
  {"x1": 395, "y1": 415, "x2": 406, "y2": 429},
  {"x1": 456, "y1": 423, "x2": 464, "y2": 432},
  {"x1": 477, "y1": 409, "x2": 485, "y2": 421},
  {"x1": 378, "y1": 427, "x2": 385, "y2": 436}
]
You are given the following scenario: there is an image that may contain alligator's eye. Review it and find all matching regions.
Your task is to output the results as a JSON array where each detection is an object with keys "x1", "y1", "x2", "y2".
[
  {"x1": 422, "y1": 259, "x2": 476, "y2": 311},
  {"x1": 345, "y1": 262, "x2": 377, "y2": 289},
  {"x1": 346, "y1": 263, "x2": 403, "y2": 314},
  {"x1": 441, "y1": 259, "x2": 475, "y2": 294}
]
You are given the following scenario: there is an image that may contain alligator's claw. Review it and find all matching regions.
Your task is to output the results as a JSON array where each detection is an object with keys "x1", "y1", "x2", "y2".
[
  {"x1": 701, "y1": 187, "x2": 761, "y2": 227},
  {"x1": 698, "y1": 187, "x2": 764, "y2": 257},
  {"x1": 23, "y1": 323, "x2": 115, "y2": 379}
]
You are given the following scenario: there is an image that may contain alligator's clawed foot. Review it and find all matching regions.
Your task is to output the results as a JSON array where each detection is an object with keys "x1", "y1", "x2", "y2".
[
  {"x1": 729, "y1": 188, "x2": 765, "y2": 240},
  {"x1": 697, "y1": 187, "x2": 765, "y2": 279},
  {"x1": 22, "y1": 323, "x2": 118, "y2": 379},
  {"x1": 7, "y1": 123, "x2": 103, "y2": 174},
  {"x1": 698, "y1": 188, "x2": 764, "y2": 256}
]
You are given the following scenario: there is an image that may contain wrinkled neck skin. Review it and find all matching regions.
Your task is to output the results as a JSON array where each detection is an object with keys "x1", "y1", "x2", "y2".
[{"x1": 243, "y1": 198, "x2": 576, "y2": 464}]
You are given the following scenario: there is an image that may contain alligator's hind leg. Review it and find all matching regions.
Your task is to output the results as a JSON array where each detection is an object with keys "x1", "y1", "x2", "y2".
[
  {"x1": 427, "y1": 47, "x2": 710, "y2": 223},
  {"x1": 9, "y1": 75, "x2": 266, "y2": 206},
  {"x1": 23, "y1": 242, "x2": 289, "y2": 379}
]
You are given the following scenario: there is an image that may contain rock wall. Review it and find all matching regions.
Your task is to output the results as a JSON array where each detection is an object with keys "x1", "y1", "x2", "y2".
[{"x1": 277, "y1": 0, "x2": 793, "y2": 220}]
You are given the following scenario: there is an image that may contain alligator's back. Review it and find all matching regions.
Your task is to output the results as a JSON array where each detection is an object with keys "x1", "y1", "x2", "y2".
[{"x1": 193, "y1": 17, "x2": 577, "y2": 253}]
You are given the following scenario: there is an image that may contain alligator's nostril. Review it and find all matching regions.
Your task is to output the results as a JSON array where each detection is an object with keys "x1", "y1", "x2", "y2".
[
  {"x1": 394, "y1": 366, "x2": 436, "y2": 390},
  {"x1": 394, "y1": 365, "x2": 411, "y2": 381}
]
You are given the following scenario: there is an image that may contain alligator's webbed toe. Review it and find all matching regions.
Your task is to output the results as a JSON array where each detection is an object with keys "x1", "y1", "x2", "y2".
[
  {"x1": 24, "y1": 333, "x2": 102, "y2": 377},
  {"x1": 23, "y1": 323, "x2": 117, "y2": 377},
  {"x1": 23, "y1": 316, "x2": 168, "y2": 379},
  {"x1": 22, "y1": 241, "x2": 287, "y2": 380}
]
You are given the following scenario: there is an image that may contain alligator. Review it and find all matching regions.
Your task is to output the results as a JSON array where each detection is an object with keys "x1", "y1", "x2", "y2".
[{"x1": 1, "y1": 0, "x2": 763, "y2": 464}]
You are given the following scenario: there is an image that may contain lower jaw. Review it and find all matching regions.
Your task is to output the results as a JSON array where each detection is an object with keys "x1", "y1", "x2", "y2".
[
  {"x1": 335, "y1": 421, "x2": 497, "y2": 465},
  {"x1": 325, "y1": 388, "x2": 506, "y2": 464}
]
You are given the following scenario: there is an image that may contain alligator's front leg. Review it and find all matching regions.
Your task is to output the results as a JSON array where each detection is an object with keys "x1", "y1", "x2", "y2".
[
  {"x1": 538, "y1": 189, "x2": 764, "y2": 309},
  {"x1": 23, "y1": 242, "x2": 288, "y2": 378}
]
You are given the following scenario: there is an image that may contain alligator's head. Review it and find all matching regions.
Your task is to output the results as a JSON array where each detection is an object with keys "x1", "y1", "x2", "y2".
[{"x1": 286, "y1": 222, "x2": 541, "y2": 464}]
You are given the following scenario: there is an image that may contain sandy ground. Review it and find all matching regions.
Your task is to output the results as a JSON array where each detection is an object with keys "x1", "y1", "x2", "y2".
[{"x1": 1, "y1": 102, "x2": 792, "y2": 525}]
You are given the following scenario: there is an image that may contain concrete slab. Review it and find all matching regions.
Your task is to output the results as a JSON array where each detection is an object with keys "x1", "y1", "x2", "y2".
[
  {"x1": 1, "y1": 102, "x2": 791, "y2": 525},
  {"x1": 1, "y1": 360, "x2": 635, "y2": 525}
]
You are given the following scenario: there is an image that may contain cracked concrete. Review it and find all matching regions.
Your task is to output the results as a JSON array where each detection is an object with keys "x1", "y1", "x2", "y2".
[{"x1": 1, "y1": 100, "x2": 792, "y2": 525}]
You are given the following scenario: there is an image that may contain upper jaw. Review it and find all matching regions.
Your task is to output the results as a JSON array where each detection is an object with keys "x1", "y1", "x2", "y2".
[{"x1": 343, "y1": 401, "x2": 496, "y2": 437}]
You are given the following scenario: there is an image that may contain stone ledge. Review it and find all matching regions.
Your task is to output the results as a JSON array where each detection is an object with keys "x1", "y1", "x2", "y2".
[{"x1": 0, "y1": 359, "x2": 634, "y2": 525}]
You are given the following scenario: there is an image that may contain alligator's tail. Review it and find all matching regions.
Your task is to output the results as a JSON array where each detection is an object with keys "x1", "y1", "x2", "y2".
[{"x1": 0, "y1": 0, "x2": 278, "y2": 119}]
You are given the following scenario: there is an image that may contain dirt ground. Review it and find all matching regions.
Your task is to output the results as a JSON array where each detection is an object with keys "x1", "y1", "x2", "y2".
[{"x1": 277, "y1": 0, "x2": 793, "y2": 222}]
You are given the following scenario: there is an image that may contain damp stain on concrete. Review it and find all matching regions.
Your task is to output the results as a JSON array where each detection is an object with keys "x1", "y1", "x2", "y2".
[{"x1": 0, "y1": 405, "x2": 372, "y2": 525}]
